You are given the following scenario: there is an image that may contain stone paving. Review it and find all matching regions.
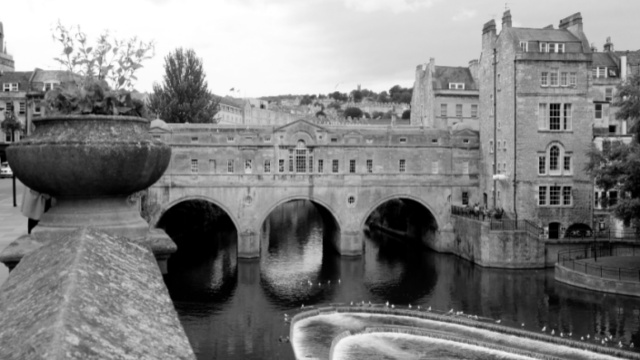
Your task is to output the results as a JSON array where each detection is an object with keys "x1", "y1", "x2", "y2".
[{"x1": 0, "y1": 182, "x2": 25, "y2": 285}]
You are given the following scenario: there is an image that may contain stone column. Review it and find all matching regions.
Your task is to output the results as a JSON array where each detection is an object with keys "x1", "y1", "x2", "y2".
[
  {"x1": 238, "y1": 229, "x2": 260, "y2": 258},
  {"x1": 337, "y1": 230, "x2": 363, "y2": 256}
]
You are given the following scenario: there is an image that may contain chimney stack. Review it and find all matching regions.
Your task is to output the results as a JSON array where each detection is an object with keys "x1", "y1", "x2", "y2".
[
  {"x1": 502, "y1": 10, "x2": 512, "y2": 28},
  {"x1": 604, "y1": 36, "x2": 614, "y2": 52},
  {"x1": 482, "y1": 19, "x2": 496, "y2": 35}
]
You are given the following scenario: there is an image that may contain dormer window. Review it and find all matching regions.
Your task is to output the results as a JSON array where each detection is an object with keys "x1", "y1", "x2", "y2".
[
  {"x1": 449, "y1": 83, "x2": 465, "y2": 90},
  {"x1": 519, "y1": 41, "x2": 528, "y2": 52},
  {"x1": 540, "y1": 43, "x2": 565, "y2": 53},
  {"x1": 3, "y1": 83, "x2": 18, "y2": 92},
  {"x1": 43, "y1": 82, "x2": 59, "y2": 91}
]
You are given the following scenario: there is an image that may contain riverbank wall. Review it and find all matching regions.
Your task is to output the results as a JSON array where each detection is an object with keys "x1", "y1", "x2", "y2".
[{"x1": 448, "y1": 215, "x2": 545, "y2": 268}]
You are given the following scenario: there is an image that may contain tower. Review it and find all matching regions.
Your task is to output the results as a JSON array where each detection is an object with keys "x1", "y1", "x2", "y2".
[{"x1": 0, "y1": 21, "x2": 15, "y2": 71}]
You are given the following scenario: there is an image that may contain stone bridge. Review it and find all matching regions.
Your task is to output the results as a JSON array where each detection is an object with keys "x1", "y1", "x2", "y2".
[{"x1": 146, "y1": 120, "x2": 480, "y2": 258}]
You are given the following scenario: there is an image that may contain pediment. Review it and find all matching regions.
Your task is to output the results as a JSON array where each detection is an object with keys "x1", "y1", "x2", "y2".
[{"x1": 273, "y1": 119, "x2": 329, "y2": 134}]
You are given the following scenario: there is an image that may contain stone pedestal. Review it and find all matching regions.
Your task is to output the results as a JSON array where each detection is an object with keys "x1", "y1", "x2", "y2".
[{"x1": 0, "y1": 115, "x2": 175, "y2": 272}]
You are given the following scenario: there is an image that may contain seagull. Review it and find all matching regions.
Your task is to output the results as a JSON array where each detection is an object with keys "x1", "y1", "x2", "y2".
[
  {"x1": 581, "y1": 337, "x2": 584, "y2": 341},
  {"x1": 368, "y1": 301, "x2": 372, "y2": 306},
  {"x1": 428, "y1": 306, "x2": 432, "y2": 312},
  {"x1": 631, "y1": 342, "x2": 634, "y2": 348},
  {"x1": 386, "y1": 301, "x2": 389, "y2": 307},
  {"x1": 568, "y1": 332, "x2": 572, "y2": 337},
  {"x1": 391, "y1": 304, "x2": 395, "y2": 309},
  {"x1": 560, "y1": 332, "x2": 564, "y2": 337},
  {"x1": 301, "y1": 304, "x2": 304, "y2": 309},
  {"x1": 541, "y1": 326, "x2": 546, "y2": 332},
  {"x1": 448, "y1": 309, "x2": 454, "y2": 314},
  {"x1": 496, "y1": 320, "x2": 501, "y2": 324},
  {"x1": 618, "y1": 341, "x2": 623, "y2": 348},
  {"x1": 408, "y1": 304, "x2": 412, "y2": 309},
  {"x1": 551, "y1": 330, "x2": 555, "y2": 335},
  {"x1": 350, "y1": 301, "x2": 354, "y2": 306},
  {"x1": 338, "y1": 279, "x2": 341, "y2": 284},
  {"x1": 417, "y1": 305, "x2": 421, "y2": 310},
  {"x1": 328, "y1": 280, "x2": 331, "y2": 285},
  {"x1": 586, "y1": 334, "x2": 590, "y2": 339},
  {"x1": 521, "y1": 323, "x2": 525, "y2": 327}
]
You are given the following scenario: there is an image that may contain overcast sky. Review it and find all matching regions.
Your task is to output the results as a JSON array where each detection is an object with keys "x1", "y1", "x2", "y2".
[{"x1": 2, "y1": 0, "x2": 638, "y2": 97}]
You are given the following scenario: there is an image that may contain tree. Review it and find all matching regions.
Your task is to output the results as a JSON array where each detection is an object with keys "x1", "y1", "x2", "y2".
[
  {"x1": 299, "y1": 95, "x2": 313, "y2": 106},
  {"x1": 343, "y1": 107, "x2": 363, "y2": 119},
  {"x1": 587, "y1": 73, "x2": 640, "y2": 228},
  {"x1": 613, "y1": 73, "x2": 640, "y2": 137},
  {"x1": 350, "y1": 89, "x2": 363, "y2": 103},
  {"x1": 52, "y1": 21, "x2": 154, "y2": 90},
  {"x1": 377, "y1": 91, "x2": 390, "y2": 103},
  {"x1": 329, "y1": 91, "x2": 348, "y2": 102},
  {"x1": 148, "y1": 48, "x2": 219, "y2": 124},
  {"x1": 388, "y1": 85, "x2": 413, "y2": 104}
]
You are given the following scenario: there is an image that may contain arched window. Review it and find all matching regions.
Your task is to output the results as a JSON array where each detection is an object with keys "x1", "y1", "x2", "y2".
[
  {"x1": 549, "y1": 146, "x2": 559, "y2": 171},
  {"x1": 295, "y1": 141, "x2": 307, "y2": 173}
]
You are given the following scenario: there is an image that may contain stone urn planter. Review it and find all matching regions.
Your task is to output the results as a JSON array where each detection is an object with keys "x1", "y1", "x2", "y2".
[{"x1": 1, "y1": 115, "x2": 176, "y2": 271}]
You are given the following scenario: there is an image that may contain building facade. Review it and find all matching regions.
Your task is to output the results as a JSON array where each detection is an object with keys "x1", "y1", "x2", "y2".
[
  {"x1": 410, "y1": 58, "x2": 479, "y2": 129},
  {"x1": 479, "y1": 11, "x2": 594, "y2": 239},
  {"x1": 0, "y1": 69, "x2": 81, "y2": 162}
]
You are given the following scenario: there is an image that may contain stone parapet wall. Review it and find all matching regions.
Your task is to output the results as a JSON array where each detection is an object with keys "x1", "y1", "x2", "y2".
[{"x1": 0, "y1": 228, "x2": 195, "y2": 359}]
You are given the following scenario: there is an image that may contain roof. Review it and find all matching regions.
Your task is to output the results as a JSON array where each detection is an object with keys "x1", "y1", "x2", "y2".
[
  {"x1": 0, "y1": 71, "x2": 32, "y2": 84},
  {"x1": 592, "y1": 53, "x2": 618, "y2": 68},
  {"x1": 509, "y1": 28, "x2": 580, "y2": 43},
  {"x1": 432, "y1": 66, "x2": 476, "y2": 90},
  {"x1": 31, "y1": 70, "x2": 82, "y2": 83},
  {"x1": 613, "y1": 50, "x2": 640, "y2": 65},
  {"x1": 218, "y1": 96, "x2": 244, "y2": 108}
]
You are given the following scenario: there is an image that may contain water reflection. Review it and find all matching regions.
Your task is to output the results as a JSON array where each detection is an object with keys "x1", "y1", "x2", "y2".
[{"x1": 163, "y1": 200, "x2": 640, "y2": 359}]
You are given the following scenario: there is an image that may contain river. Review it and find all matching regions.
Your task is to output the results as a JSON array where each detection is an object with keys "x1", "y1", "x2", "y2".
[{"x1": 162, "y1": 200, "x2": 640, "y2": 359}]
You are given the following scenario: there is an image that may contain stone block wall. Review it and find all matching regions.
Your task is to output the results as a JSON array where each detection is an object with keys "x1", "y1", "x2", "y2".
[{"x1": 451, "y1": 215, "x2": 545, "y2": 268}]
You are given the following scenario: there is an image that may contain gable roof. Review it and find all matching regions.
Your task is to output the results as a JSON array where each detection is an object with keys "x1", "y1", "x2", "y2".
[
  {"x1": 509, "y1": 28, "x2": 580, "y2": 43},
  {"x1": 432, "y1": 66, "x2": 477, "y2": 90}
]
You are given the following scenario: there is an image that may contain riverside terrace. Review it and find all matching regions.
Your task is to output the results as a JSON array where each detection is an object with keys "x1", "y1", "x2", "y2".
[{"x1": 146, "y1": 119, "x2": 481, "y2": 258}]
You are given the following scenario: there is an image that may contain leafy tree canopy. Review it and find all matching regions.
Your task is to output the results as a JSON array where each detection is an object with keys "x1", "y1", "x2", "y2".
[
  {"x1": 343, "y1": 107, "x2": 363, "y2": 119},
  {"x1": 148, "y1": 48, "x2": 219, "y2": 123}
]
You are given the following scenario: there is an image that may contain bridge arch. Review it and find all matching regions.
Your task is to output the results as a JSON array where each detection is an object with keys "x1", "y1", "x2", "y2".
[
  {"x1": 360, "y1": 193, "x2": 441, "y2": 231},
  {"x1": 157, "y1": 195, "x2": 241, "y2": 233},
  {"x1": 258, "y1": 195, "x2": 343, "y2": 232}
]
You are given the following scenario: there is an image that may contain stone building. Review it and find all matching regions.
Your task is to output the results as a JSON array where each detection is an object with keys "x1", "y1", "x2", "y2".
[
  {"x1": 214, "y1": 97, "x2": 245, "y2": 125},
  {"x1": 0, "y1": 69, "x2": 81, "y2": 161},
  {"x1": 589, "y1": 38, "x2": 639, "y2": 236},
  {"x1": 479, "y1": 10, "x2": 594, "y2": 239},
  {"x1": 0, "y1": 21, "x2": 15, "y2": 72},
  {"x1": 410, "y1": 58, "x2": 479, "y2": 129}
]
